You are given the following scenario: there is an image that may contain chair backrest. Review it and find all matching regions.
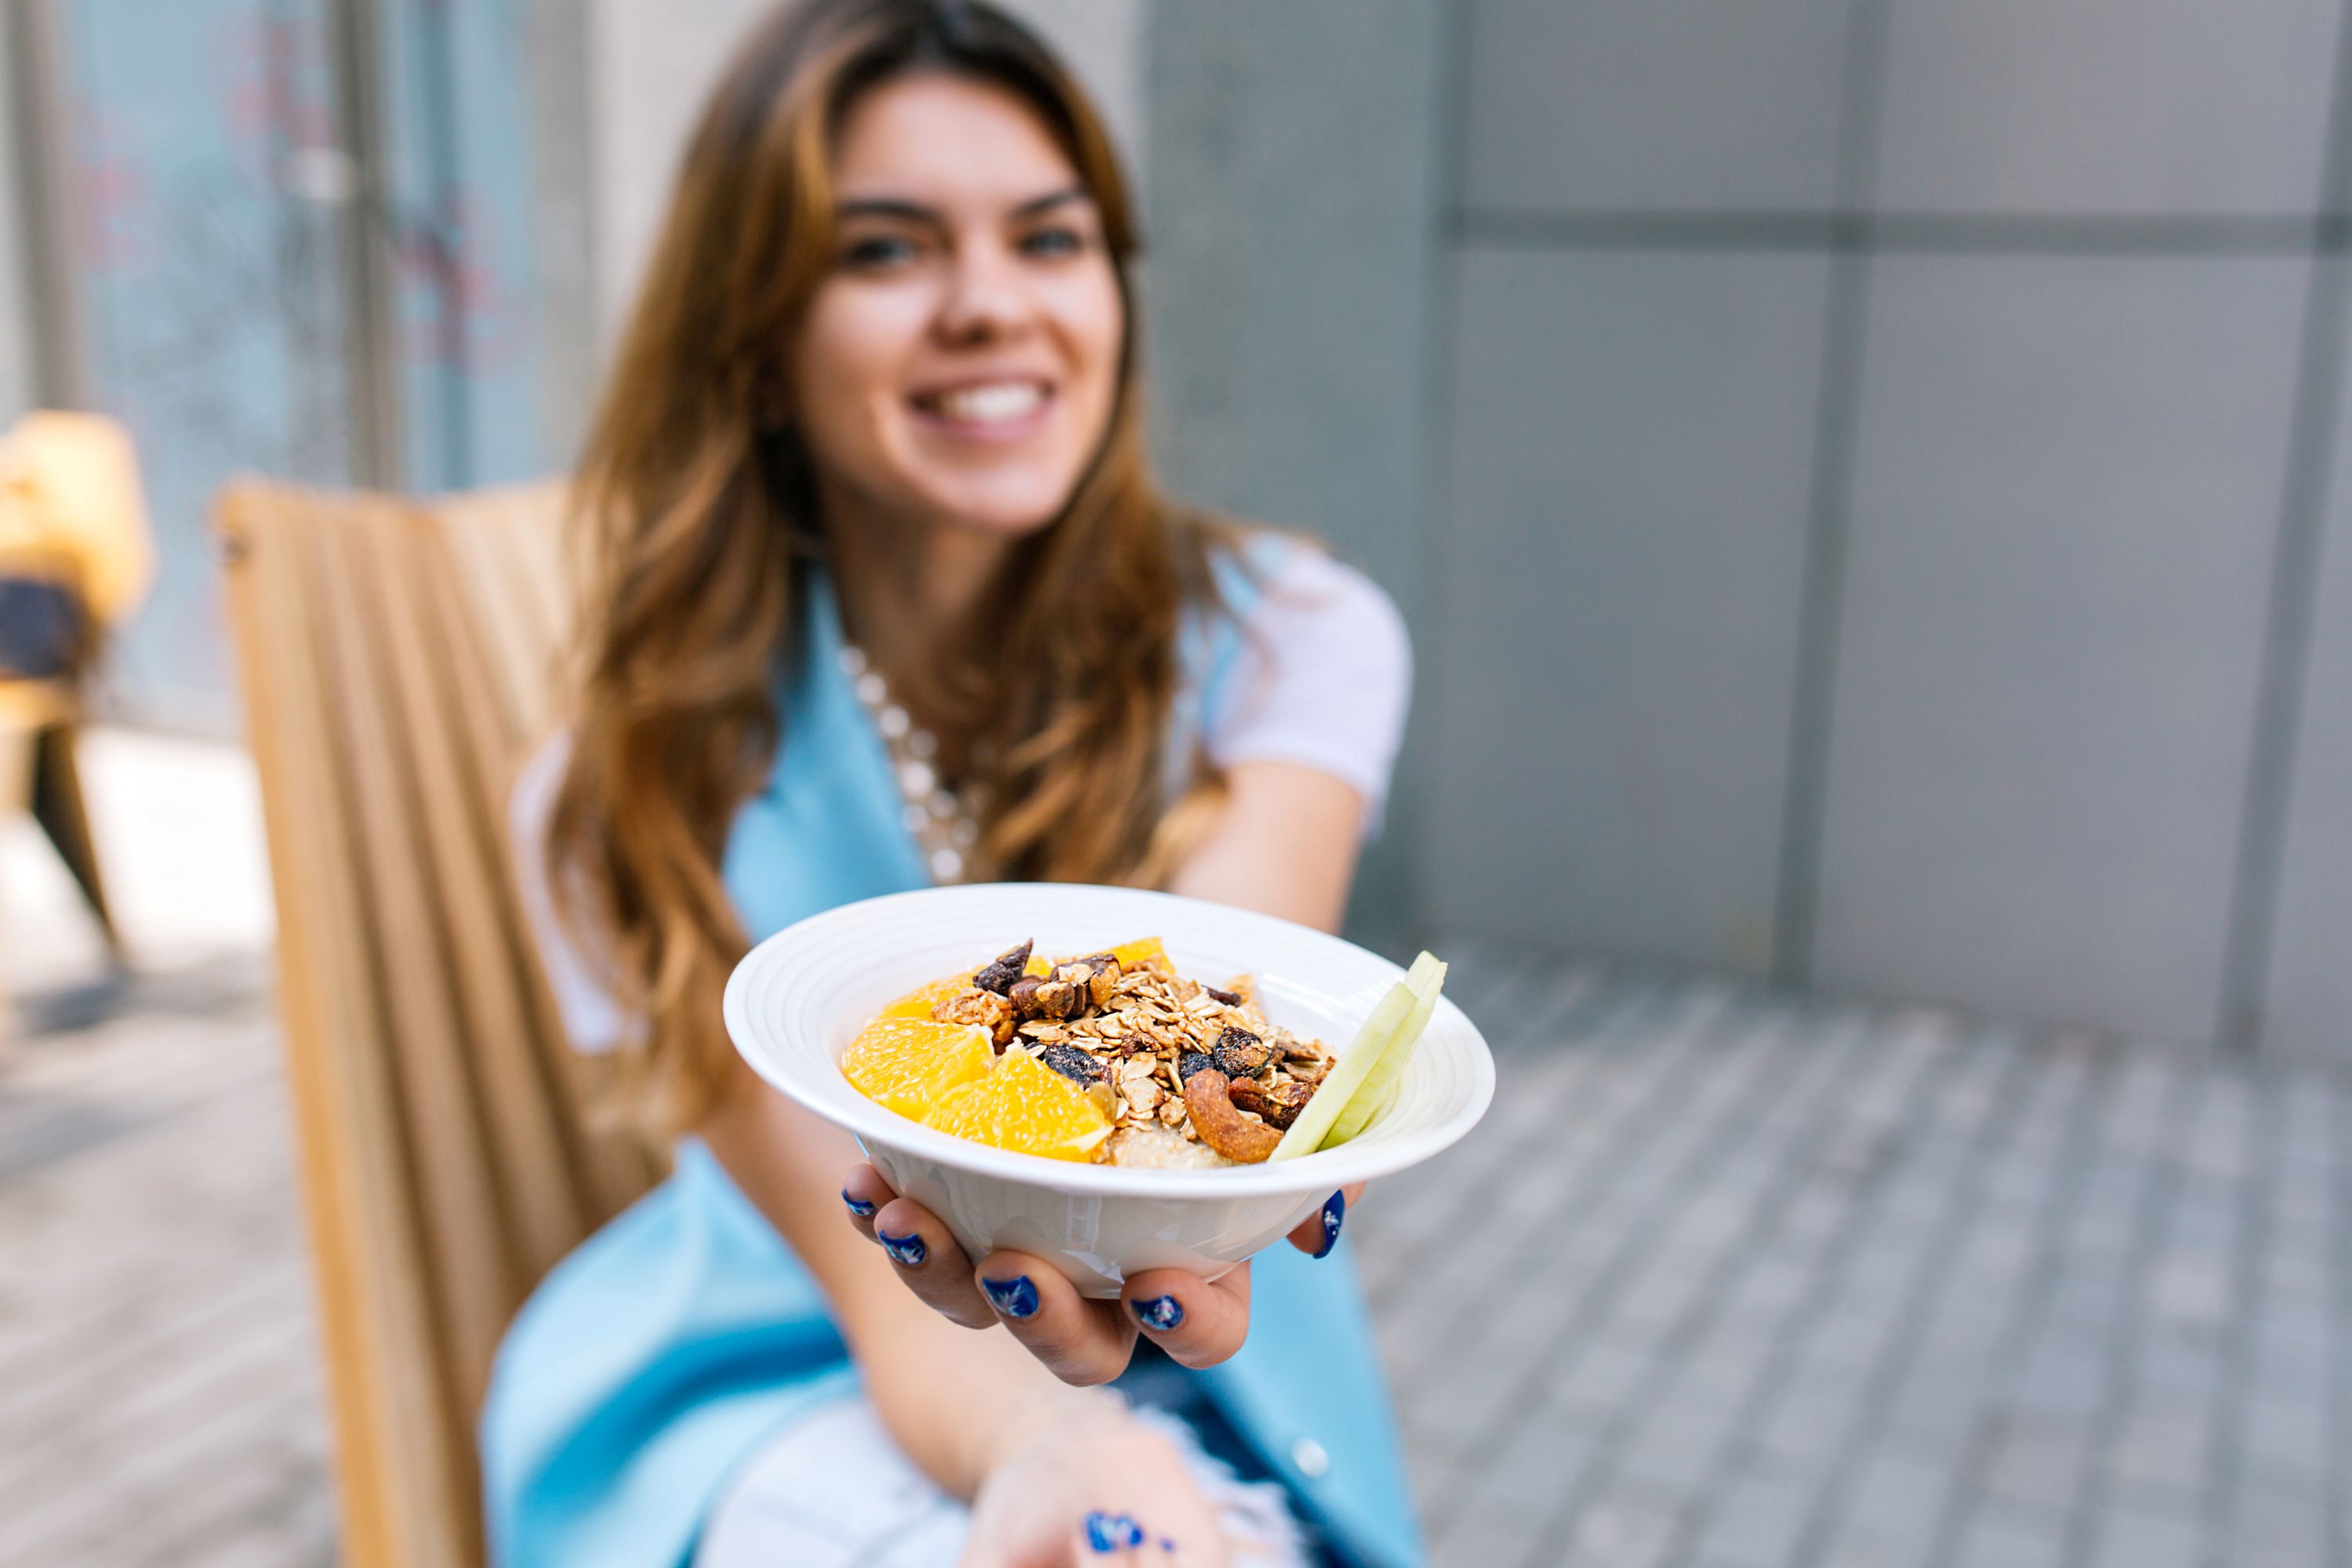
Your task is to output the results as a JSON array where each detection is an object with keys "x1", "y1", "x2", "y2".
[{"x1": 216, "y1": 479, "x2": 662, "y2": 1568}]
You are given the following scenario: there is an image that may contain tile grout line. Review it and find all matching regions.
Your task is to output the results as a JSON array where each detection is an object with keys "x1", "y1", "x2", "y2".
[
  {"x1": 2212, "y1": 0, "x2": 2352, "y2": 1052},
  {"x1": 1768, "y1": 0, "x2": 1894, "y2": 986}
]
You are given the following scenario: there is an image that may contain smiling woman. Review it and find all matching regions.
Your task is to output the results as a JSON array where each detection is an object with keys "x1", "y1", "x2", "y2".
[{"x1": 481, "y1": 4, "x2": 1417, "y2": 1567}]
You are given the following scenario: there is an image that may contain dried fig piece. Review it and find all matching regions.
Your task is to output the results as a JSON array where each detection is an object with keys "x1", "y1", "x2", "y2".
[
  {"x1": 1210, "y1": 1026, "x2": 1269, "y2": 1079},
  {"x1": 1039, "y1": 1042, "x2": 1104, "y2": 1087},
  {"x1": 1177, "y1": 1051, "x2": 1214, "y2": 1083},
  {"x1": 974, "y1": 941, "x2": 1033, "y2": 996},
  {"x1": 1203, "y1": 985, "x2": 1243, "y2": 1007},
  {"x1": 1007, "y1": 975, "x2": 1045, "y2": 1019},
  {"x1": 1181, "y1": 1067, "x2": 1282, "y2": 1163},
  {"x1": 1229, "y1": 1076, "x2": 1314, "y2": 1131}
]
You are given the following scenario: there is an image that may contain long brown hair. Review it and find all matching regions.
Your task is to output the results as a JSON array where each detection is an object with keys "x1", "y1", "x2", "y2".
[{"x1": 549, "y1": 0, "x2": 1230, "y2": 1133}]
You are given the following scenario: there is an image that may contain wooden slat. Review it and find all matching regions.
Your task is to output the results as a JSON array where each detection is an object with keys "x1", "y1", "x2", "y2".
[
  {"x1": 306, "y1": 495, "x2": 519, "y2": 1415},
  {"x1": 437, "y1": 484, "x2": 573, "y2": 742},
  {"x1": 352, "y1": 507, "x2": 587, "y2": 1311},
  {"x1": 216, "y1": 483, "x2": 466, "y2": 1568},
  {"x1": 412, "y1": 511, "x2": 664, "y2": 1224}
]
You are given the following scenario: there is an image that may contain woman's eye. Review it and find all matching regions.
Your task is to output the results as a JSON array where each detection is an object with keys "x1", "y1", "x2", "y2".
[
  {"x1": 1018, "y1": 225, "x2": 1087, "y2": 260},
  {"x1": 840, "y1": 234, "x2": 919, "y2": 270}
]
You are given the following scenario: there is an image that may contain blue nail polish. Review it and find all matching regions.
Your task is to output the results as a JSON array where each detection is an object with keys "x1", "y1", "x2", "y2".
[
  {"x1": 1122, "y1": 1517, "x2": 1146, "y2": 1548},
  {"x1": 1083, "y1": 1510, "x2": 1123, "y2": 1553},
  {"x1": 878, "y1": 1229, "x2": 926, "y2": 1268},
  {"x1": 981, "y1": 1275, "x2": 1040, "y2": 1318},
  {"x1": 1313, "y1": 1189, "x2": 1345, "y2": 1259},
  {"x1": 841, "y1": 1189, "x2": 876, "y2": 1218},
  {"x1": 1133, "y1": 1294, "x2": 1183, "y2": 1332},
  {"x1": 1160, "y1": 1539, "x2": 1175, "y2": 1553}
]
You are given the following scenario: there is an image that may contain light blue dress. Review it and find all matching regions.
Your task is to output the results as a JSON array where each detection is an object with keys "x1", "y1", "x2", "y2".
[{"x1": 479, "y1": 545, "x2": 1424, "y2": 1568}]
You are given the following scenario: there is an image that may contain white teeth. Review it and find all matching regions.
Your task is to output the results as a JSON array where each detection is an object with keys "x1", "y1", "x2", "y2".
[{"x1": 933, "y1": 382, "x2": 1044, "y2": 423}]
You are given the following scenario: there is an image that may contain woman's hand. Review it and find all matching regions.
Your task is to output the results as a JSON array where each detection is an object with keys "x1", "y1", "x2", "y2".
[
  {"x1": 960, "y1": 1403, "x2": 1229, "y2": 1567},
  {"x1": 843, "y1": 1163, "x2": 1363, "y2": 1383}
]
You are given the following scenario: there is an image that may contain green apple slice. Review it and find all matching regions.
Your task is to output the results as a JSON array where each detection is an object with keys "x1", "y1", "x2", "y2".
[
  {"x1": 1269, "y1": 952, "x2": 1443, "y2": 1161},
  {"x1": 1325, "y1": 958, "x2": 1446, "y2": 1147}
]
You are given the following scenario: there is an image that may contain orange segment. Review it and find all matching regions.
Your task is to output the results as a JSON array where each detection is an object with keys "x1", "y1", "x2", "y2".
[
  {"x1": 1025, "y1": 953, "x2": 1054, "y2": 977},
  {"x1": 877, "y1": 971, "x2": 972, "y2": 1020},
  {"x1": 841, "y1": 1016, "x2": 993, "y2": 1121},
  {"x1": 1109, "y1": 935, "x2": 1168, "y2": 972},
  {"x1": 923, "y1": 1048, "x2": 1112, "y2": 1162}
]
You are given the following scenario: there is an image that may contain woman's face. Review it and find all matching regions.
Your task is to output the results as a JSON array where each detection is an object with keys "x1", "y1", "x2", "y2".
[{"x1": 788, "y1": 71, "x2": 1125, "y2": 541}]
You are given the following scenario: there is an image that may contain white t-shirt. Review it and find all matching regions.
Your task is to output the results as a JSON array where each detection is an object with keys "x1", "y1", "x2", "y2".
[{"x1": 514, "y1": 543, "x2": 1410, "y2": 1054}]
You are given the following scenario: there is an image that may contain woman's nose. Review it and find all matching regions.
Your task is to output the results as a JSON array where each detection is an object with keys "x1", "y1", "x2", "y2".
[{"x1": 934, "y1": 245, "x2": 1034, "y2": 344}]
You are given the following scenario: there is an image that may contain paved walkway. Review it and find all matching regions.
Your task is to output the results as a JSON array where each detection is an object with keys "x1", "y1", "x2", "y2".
[{"x1": 1, "y1": 932, "x2": 2345, "y2": 1566}]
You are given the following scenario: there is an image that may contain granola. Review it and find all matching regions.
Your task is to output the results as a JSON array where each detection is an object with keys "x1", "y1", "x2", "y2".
[{"x1": 902, "y1": 938, "x2": 1335, "y2": 1166}]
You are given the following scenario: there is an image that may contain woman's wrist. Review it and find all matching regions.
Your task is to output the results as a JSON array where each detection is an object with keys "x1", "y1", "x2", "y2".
[{"x1": 964, "y1": 1379, "x2": 1129, "y2": 1486}]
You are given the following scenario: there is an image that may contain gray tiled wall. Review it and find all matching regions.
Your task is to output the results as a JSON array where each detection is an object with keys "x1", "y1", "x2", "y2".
[
  {"x1": 1417, "y1": 0, "x2": 2352, "y2": 1050},
  {"x1": 1428, "y1": 250, "x2": 1828, "y2": 975},
  {"x1": 1812, "y1": 256, "x2": 2303, "y2": 1040},
  {"x1": 1458, "y1": 0, "x2": 1856, "y2": 214},
  {"x1": 1872, "y1": 0, "x2": 2339, "y2": 216}
]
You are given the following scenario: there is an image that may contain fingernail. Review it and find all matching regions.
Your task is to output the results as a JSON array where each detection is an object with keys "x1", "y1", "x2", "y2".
[
  {"x1": 878, "y1": 1229, "x2": 926, "y2": 1268},
  {"x1": 1313, "y1": 1189, "x2": 1345, "y2": 1259},
  {"x1": 1083, "y1": 1510, "x2": 1143, "y2": 1553},
  {"x1": 841, "y1": 1189, "x2": 876, "y2": 1218},
  {"x1": 1132, "y1": 1294, "x2": 1183, "y2": 1332},
  {"x1": 981, "y1": 1274, "x2": 1039, "y2": 1319}
]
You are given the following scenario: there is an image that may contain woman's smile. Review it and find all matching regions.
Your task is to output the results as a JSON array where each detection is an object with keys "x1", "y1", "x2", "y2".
[{"x1": 907, "y1": 374, "x2": 1058, "y2": 443}]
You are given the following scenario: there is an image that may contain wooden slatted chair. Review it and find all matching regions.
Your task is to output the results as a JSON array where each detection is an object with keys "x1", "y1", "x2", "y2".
[{"x1": 216, "y1": 479, "x2": 662, "y2": 1568}]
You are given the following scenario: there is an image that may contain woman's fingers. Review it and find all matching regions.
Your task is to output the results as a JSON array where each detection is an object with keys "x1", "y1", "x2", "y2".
[
  {"x1": 1285, "y1": 1183, "x2": 1363, "y2": 1258},
  {"x1": 1120, "y1": 1261, "x2": 1251, "y2": 1370},
  {"x1": 1065, "y1": 1509, "x2": 1161, "y2": 1564},
  {"x1": 866, "y1": 1191, "x2": 998, "y2": 1330},
  {"x1": 839, "y1": 1162, "x2": 894, "y2": 1243},
  {"x1": 971, "y1": 1249, "x2": 1138, "y2": 1385}
]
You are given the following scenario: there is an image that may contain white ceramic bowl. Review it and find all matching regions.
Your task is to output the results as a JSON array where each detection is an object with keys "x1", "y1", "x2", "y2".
[{"x1": 724, "y1": 882, "x2": 1494, "y2": 1296}]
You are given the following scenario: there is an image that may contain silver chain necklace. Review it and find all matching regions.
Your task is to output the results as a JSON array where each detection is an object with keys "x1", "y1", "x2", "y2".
[{"x1": 837, "y1": 641, "x2": 982, "y2": 883}]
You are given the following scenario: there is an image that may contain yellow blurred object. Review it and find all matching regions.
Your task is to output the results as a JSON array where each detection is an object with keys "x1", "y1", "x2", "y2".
[
  {"x1": 840, "y1": 1015, "x2": 994, "y2": 1120},
  {"x1": 0, "y1": 410, "x2": 154, "y2": 626},
  {"x1": 1025, "y1": 953, "x2": 1054, "y2": 977},
  {"x1": 0, "y1": 412, "x2": 150, "y2": 975},
  {"x1": 923, "y1": 1047, "x2": 1112, "y2": 1161}
]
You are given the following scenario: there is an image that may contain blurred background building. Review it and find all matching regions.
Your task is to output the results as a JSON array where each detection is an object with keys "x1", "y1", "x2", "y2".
[{"x1": 3, "y1": 0, "x2": 2347, "y2": 1061}]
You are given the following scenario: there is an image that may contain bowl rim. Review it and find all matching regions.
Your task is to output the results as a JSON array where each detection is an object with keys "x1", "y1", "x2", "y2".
[{"x1": 722, "y1": 882, "x2": 1496, "y2": 1200}]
